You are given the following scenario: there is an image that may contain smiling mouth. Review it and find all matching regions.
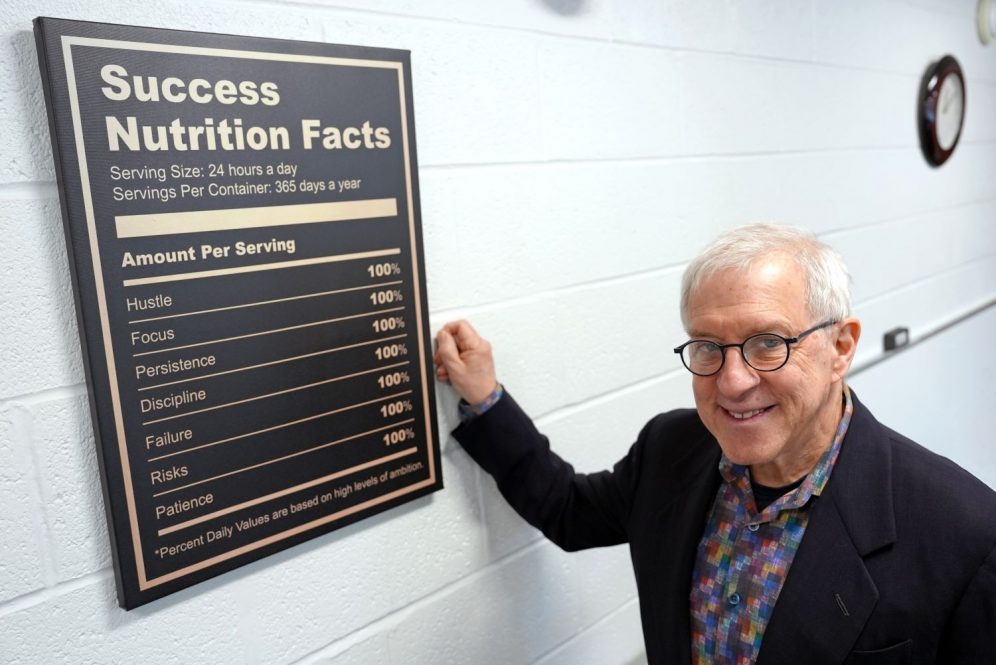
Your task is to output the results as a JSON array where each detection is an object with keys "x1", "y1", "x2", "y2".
[{"x1": 724, "y1": 406, "x2": 772, "y2": 420}]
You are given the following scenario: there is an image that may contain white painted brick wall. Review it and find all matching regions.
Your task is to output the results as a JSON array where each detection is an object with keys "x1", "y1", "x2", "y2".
[
  {"x1": 27, "y1": 391, "x2": 110, "y2": 583},
  {"x1": 1, "y1": 1, "x2": 994, "y2": 663},
  {"x1": 0, "y1": 196, "x2": 82, "y2": 399},
  {"x1": 0, "y1": 403, "x2": 49, "y2": 602}
]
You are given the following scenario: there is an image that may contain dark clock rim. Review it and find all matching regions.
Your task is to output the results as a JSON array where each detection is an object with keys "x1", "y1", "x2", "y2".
[{"x1": 918, "y1": 54, "x2": 966, "y2": 167}]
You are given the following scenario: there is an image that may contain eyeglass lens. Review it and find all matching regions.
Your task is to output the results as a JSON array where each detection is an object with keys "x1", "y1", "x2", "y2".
[{"x1": 682, "y1": 334, "x2": 789, "y2": 375}]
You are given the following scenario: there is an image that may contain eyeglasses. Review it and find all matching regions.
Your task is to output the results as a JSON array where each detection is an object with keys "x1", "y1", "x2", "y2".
[{"x1": 673, "y1": 320, "x2": 837, "y2": 377}]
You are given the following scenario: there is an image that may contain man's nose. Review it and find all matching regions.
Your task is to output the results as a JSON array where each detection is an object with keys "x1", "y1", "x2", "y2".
[{"x1": 716, "y1": 347, "x2": 760, "y2": 395}]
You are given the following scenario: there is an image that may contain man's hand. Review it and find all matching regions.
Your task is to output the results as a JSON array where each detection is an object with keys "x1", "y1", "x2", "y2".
[{"x1": 434, "y1": 320, "x2": 498, "y2": 405}]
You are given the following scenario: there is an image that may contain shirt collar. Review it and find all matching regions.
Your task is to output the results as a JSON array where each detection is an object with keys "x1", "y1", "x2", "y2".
[{"x1": 717, "y1": 385, "x2": 853, "y2": 512}]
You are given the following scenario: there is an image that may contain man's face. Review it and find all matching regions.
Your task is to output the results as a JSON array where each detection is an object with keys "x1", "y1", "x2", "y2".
[{"x1": 686, "y1": 254, "x2": 850, "y2": 486}]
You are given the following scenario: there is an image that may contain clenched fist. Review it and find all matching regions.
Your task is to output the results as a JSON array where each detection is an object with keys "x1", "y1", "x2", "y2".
[{"x1": 433, "y1": 320, "x2": 498, "y2": 405}]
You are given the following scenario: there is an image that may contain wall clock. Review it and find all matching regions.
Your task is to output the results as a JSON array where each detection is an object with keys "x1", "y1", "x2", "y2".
[{"x1": 918, "y1": 55, "x2": 966, "y2": 167}]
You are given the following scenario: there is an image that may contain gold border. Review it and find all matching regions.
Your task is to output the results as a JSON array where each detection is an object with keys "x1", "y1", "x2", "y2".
[
  {"x1": 396, "y1": 59, "x2": 437, "y2": 493},
  {"x1": 60, "y1": 35, "x2": 436, "y2": 594}
]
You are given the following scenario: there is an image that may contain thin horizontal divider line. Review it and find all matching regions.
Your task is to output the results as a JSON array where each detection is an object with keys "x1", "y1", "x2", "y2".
[
  {"x1": 156, "y1": 446, "x2": 419, "y2": 536},
  {"x1": 430, "y1": 262, "x2": 687, "y2": 321},
  {"x1": 132, "y1": 306, "x2": 404, "y2": 357},
  {"x1": 128, "y1": 280, "x2": 404, "y2": 324},
  {"x1": 137, "y1": 333, "x2": 407, "y2": 391},
  {"x1": 141, "y1": 360, "x2": 410, "y2": 425},
  {"x1": 152, "y1": 417, "x2": 415, "y2": 498},
  {"x1": 147, "y1": 389, "x2": 413, "y2": 462},
  {"x1": 419, "y1": 144, "x2": 926, "y2": 172},
  {"x1": 123, "y1": 248, "x2": 400, "y2": 287},
  {"x1": 116, "y1": 197, "x2": 398, "y2": 238}
]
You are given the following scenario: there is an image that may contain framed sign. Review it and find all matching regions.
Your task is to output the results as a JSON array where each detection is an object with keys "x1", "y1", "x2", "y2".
[{"x1": 35, "y1": 17, "x2": 441, "y2": 609}]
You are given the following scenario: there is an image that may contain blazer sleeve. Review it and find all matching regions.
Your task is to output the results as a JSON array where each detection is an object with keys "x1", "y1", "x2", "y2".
[
  {"x1": 937, "y1": 542, "x2": 996, "y2": 659},
  {"x1": 453, "y1": 391, "x2": 649, "y2": 551}
]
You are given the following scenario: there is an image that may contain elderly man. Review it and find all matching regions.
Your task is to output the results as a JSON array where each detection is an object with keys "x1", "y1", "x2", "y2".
[{"x1": 434, "y1": 224, "x2": 996, "y2": 664}]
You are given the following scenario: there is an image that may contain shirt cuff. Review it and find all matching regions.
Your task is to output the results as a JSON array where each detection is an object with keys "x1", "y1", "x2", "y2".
[{"x1": 458, "y1": 383, "x2": 504, "y2": 423}]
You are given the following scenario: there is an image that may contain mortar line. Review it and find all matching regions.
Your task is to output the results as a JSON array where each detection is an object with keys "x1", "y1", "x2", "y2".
[
  {"x1": 260, "y1": 0, "x2": 996, "y2": 83},
  {"x1": 851, "y1": 254, "x2": 996, "y2": 310},
  {"x1": 0, "y1": 569, "x2": 113, "y2": 618},
  {"x1": 429, "y1": 200, "x2": 996, "y2": 319},
  {"x1": 532, "y1": 597, "x2": 644, "y2": 665},
  {"x1": 1, "y1": 383, "x2": 87, "y2": 407},
  {"x1": 288, "y1": 535, "x2": 551, "y2": 664},
  {"x1": 417, "y1": 139, "x2": 996, "y2": 171},
  {"x1": 8, "y1": 403, "x2": 59, "y2": 589},
  {"x1": 0, "y1": 181, "x2": 58, "y2": 199}
]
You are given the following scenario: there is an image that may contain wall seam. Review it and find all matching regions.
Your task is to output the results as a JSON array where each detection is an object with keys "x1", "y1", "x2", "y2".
[
  {"x1": 233, "y1": 0, "x2": 994, "y2": 83},
  {"x1": 853, "y1": 253, "x2": 996, "y2": 310},
  {"x1": 430, "y1": 206, "x2": 996, "y2": 322},
  {"x1": 289, "y1": 535, "x2": 552, "y2": 664},
  {"x1": 0, "y1": 383, "x2": 88, "y2": 409},
  {"x1": 531, "y1": 597, "x2": 644, "y2": 665},
  {"x1": 0, "y1": 181, "x2": 58, "y2": 199},
  {"x1": 0, "y1": 569, "x2": 114, "y2": 618}
]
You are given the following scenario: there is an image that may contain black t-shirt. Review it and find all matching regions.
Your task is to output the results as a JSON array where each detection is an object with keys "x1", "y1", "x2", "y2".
[{"x1": 752, "y1": 477, "x2": 804, "y2": 512}]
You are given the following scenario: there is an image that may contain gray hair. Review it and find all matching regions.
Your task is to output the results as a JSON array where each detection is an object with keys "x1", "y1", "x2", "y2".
[{"x1": 680, "y1": 223, "x2": 852, "y2": 331}]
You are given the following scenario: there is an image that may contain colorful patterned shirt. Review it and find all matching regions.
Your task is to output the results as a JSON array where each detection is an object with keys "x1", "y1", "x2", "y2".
[
  {"x1": 689, "y1": 387, "x2": 853, "y2": 664},
  {"x1": 457, "y1": 383, "x2": 505, "y2": 422}
]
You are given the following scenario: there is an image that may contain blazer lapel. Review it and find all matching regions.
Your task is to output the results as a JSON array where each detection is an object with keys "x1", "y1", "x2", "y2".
[
  {"x1": 757, "y1": 391, "x2": 897, "y2": 664},
  {"x1": 646, "y1": 440, "x2": 722, "y2": 664},
  {"x1": 756, "y1": 492, "x2": 880, "y2": 664}
]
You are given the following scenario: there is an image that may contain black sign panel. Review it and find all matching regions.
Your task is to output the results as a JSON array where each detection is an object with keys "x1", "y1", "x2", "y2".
[{"x1": 35, "y1": 17, "x2": 441, "y2": 609}]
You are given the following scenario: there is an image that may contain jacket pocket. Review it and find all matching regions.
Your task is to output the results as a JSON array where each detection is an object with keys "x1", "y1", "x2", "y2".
[{"x1": 843, "y1": 639, "x2": 912, "y2": 664}]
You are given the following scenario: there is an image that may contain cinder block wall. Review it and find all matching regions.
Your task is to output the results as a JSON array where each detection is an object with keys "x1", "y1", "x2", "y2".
[{"x1": 2, "y1": 2, "x2": 994, "y2": 663}]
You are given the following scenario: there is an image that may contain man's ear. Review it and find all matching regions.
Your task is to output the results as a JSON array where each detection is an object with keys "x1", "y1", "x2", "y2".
[{"x1": 831, "y1": 318, "x2": 861, "y2": 381}]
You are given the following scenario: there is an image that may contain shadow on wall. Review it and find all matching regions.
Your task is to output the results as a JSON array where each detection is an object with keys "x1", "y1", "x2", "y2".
[{"x1": 539, "y1": 0, "x2": 588, "y2": 16}]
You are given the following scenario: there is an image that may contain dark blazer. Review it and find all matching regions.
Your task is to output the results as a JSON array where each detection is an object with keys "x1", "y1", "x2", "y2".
[{"x1": 454, "y1": 390, "x2": 996, "y2": 664}]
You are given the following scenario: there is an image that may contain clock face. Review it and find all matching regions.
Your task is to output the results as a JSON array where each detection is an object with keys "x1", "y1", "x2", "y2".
[{"x1": 936, "y1": 74, "x2": 964, "y2": 151}]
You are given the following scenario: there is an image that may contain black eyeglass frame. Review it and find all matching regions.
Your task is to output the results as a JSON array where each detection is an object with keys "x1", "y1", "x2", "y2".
[{"x1": 673, "y1": 320, "x2": 838, "y2": 377}]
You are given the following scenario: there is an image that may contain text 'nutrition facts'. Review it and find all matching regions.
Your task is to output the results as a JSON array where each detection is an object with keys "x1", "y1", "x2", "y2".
[{"x1": 36, "y1": 17, "x2": 441, "y2": 608}]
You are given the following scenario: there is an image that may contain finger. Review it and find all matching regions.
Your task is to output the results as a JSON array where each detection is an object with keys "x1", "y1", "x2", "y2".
[
  {"x1": 435, "y1": 328, "x2": 463, "y2": 368},
  {"x1": 451, "y1": 320, "x2": 482, "y2": 351}
]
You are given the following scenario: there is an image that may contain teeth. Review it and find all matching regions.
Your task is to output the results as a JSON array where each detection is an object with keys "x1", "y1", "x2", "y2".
[{"x1": 729, "y1": 408, "x2": 764, "y2": 420}]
